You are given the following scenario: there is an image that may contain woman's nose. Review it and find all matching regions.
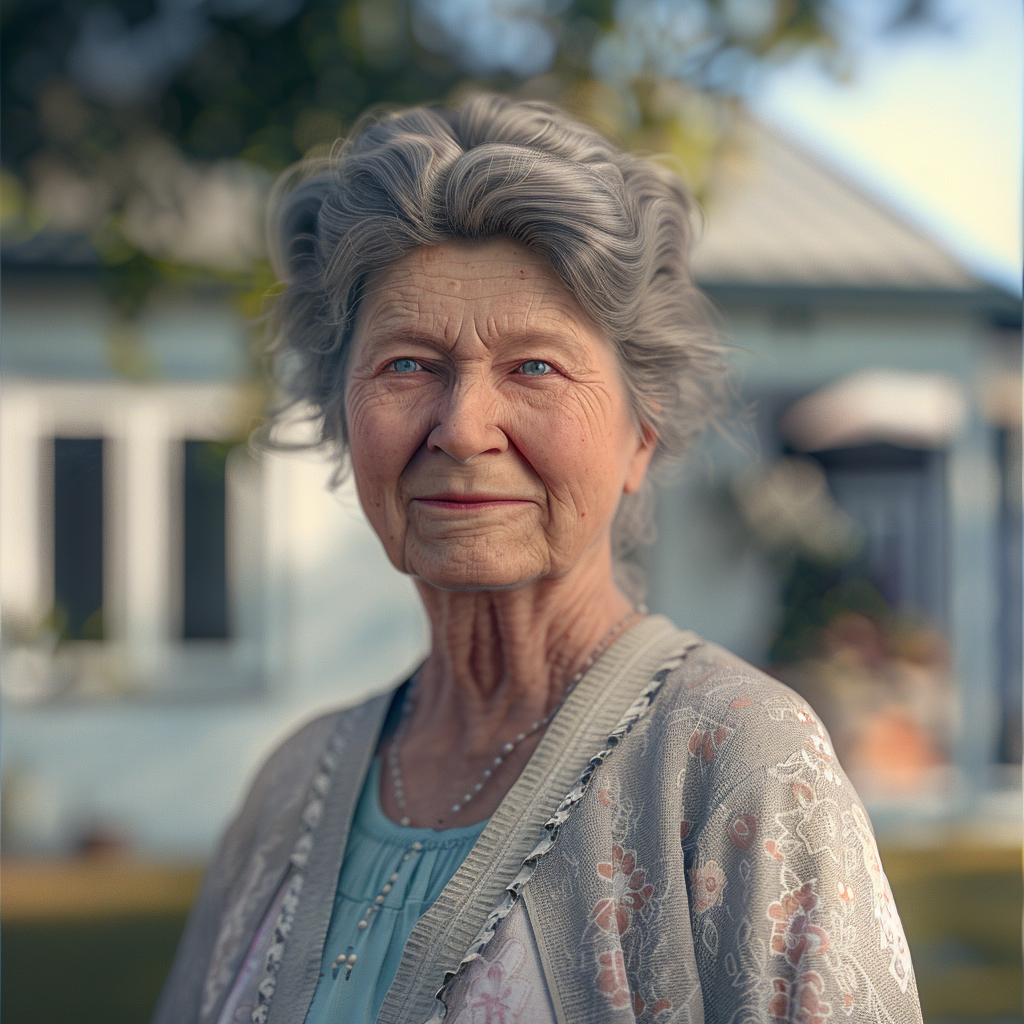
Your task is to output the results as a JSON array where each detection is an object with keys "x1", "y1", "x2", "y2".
[{"x1": 426, "y1": 379, "x2": 508, "y2": 463}]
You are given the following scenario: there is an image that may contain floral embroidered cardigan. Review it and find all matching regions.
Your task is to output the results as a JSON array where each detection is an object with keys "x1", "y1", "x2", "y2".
[{"x1": 152, "y1": 615, "x2": 922, "y2": 1024}]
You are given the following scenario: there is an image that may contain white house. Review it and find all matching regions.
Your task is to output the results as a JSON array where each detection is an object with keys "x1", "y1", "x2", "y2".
[{"x1": 1, "y1": 122, "x2": 1019, "y2": 857}]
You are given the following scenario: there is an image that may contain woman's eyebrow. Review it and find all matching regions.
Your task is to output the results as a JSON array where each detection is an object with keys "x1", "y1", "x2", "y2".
[
  {"x1": 360, "y1": 317, "x2": 591, "y2": 354},
  {"x1": 358, "y1": 302, "x2": 451, "y2": 347},
  {"x1": 490, "y1": 328, "x2": 592, "y2": 362},
  {"x1": 362, "y1": 322, "x2": 435, "y2": 344},
  {"x1": 363, "y1": 323, "x2": 463, "y2": 356}
]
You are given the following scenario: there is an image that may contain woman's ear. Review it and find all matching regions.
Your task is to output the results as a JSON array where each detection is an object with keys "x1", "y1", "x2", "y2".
[{"x1": 623, "y1": 424, "x2": 658, "y2": 495}]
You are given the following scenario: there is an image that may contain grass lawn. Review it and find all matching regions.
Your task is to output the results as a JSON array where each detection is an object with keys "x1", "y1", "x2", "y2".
[{"x1": 1, "y1": 844, "x2": 1020, "y2": 1023}]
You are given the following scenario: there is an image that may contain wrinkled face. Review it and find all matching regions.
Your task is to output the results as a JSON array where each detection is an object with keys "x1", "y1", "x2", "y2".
[{"x1": 345, "y1": 238, "x2": 655, "y2": 591}]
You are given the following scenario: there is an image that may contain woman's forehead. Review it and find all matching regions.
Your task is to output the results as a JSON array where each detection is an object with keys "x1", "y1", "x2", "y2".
[
  {"x1": 369, "y1": 239, "x2": 558, "y2": 298},
  {"x1": 356, "y1": 239, "x2": 595, "y2": 342}
]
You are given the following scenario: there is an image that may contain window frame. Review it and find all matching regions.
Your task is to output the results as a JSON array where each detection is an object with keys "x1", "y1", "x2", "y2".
[{"x1": 0, "y1": 380, "x2": 264, "y2": 702}]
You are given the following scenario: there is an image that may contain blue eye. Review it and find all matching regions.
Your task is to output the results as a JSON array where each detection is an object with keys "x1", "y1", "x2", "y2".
[
  {"x1": 519, "y1": 360, "x2": 552, "y2": 376},
  {"x1": 391, "y1": 358, "x2": 420, "y2": 374}
]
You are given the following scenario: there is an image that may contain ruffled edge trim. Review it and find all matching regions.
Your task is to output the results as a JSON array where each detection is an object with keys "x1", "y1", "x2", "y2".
[
  {"x1": 249, "y1": 725, "x2": 352, "y2": 1024},
  {"x1": 424, "y1": 649, "x2": 693, "y2": 1023}
]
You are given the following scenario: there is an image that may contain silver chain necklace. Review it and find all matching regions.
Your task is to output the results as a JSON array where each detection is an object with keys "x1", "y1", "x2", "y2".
[
  {"x1": 330, "y1": 606, "x2": 644, "y2": 983},
  {"x1": 388, "y1": 606, "x2": 645, "y2": 825}
]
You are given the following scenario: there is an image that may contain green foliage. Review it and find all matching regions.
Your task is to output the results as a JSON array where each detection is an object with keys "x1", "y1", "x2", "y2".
[
  {"x1": 41, "y1": 601, "x2": 105, "y2": 643},
  {"x1": 769, "y1": 555, "x2": 889, "y2": 665},
  {"x1": 2, "y1": 913, "x2": 191, "y2": 1024},
  {"x1": 189, "y1": 440, "x2": 241, "y2": 483},
  {"x1": 1, "y1": 0, "x2": 935, "y2": 328}
]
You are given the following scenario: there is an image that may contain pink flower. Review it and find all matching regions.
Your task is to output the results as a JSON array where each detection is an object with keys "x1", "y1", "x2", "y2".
[
  {"x1": 592, "y1": 898, "x2": 630, "y2": 936},
  {"x1": 727, "y1": 813, "x2": 758, "y2": 849},
  {"x1": 769, "y1": 978, "x2": 789, "y2": 1019},
  {"x1": 632, "y1": 989, "x2": 674, "y2": 1018},
  {"x1": 593, "y1": 844, "x2": 654, "y2": 935},
  {"x1": 687, "y1": 860, "x2": 726, "y2": 912},
  {"x1": 685, "y1": 669, "x2": 715, "y2": 690},
  {"x1": 769, "y1": 971, "x2": 832, "y2": 1024},
  {"x1": 595, "y1": 950, "x2": 631, "y2": 1008},
  {"x1": 688, "y1": 725, "x2": 731, "y2": 763},
  {"x1": 792, "y1": 780, "x2": 815, "y2": 807},
  {"x1": 768, "y1": 883, "x2": 830, "y2": 966},
  {"x1": 464, "y1": 947, "x2": 528, "y2": 1024}
]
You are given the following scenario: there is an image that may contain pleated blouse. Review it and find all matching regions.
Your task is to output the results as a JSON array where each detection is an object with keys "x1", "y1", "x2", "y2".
[{"x1": 303, "y1": 757, "x2": 488, "y2": 1024}]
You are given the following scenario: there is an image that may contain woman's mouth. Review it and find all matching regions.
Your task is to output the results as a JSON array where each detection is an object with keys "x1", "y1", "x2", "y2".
[{"x1": 412, "y1": 494, "x2": 533, "y2": 511}]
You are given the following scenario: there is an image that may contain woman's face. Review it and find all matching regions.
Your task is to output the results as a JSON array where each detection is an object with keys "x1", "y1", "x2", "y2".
[{"x1": 345, "y1": 238, "x2": 656, "y2": 591}]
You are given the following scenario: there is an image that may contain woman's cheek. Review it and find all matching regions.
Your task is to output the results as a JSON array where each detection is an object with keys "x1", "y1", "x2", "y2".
[
  {"x1": 350, "y1": 452, "x2": 410, "y2": 571},
  {"x1": 345, "y1": 380, "x2": 388, "y2": 447},
  {"x1": 349, "y1": 381, "x2": 416, "y2": 461},
  {"x1": 347, "y1": 394, "x2": 409, "y2": 532},
  {"x1": 516, "y1": 402, "x2": 613, "y2": 492}
]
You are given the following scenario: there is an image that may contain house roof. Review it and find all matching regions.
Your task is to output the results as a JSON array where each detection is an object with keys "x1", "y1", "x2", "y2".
[
  {"x1": 690, "y1": 120, "x2": 985, "y2": 293},
  {"x1": 3, "y1": 119, "x2": 1006, "y2": 303}
]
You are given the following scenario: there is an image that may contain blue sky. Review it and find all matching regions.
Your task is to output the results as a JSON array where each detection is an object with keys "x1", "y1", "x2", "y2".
[{"x1": 756, "y1": 0, "x2": 1022, "y2": 293}]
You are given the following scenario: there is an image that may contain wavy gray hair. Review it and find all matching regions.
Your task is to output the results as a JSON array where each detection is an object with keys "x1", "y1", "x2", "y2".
[{"x1": 267, "y1": 93, "x2": 726, "y2": 574}]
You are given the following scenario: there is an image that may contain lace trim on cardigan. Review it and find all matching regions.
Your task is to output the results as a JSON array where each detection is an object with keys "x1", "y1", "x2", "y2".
[
  {"x1": 424, "y1": 650, "x2": 692, "y2": 1023},
  {"x1": 250, "y1": 728, "x2": 349, "y2": 1024}
]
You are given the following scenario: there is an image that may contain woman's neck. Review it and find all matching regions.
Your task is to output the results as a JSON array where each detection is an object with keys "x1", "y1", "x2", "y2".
[
  {"x1": 380, "y1": 548, "x2": 644, "y2": 828},
  {"x1": 410, "y1": 554, "x2": 638, "y2": 757}
]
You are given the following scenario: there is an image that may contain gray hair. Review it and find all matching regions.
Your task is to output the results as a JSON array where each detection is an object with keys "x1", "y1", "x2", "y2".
[{"x1": 267, "y1": 93, "x2": 726, "y2": 573}]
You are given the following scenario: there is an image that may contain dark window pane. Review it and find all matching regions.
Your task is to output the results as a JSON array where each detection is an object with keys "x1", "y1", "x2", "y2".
[
  {"x1": 182, "y1": 441, "x2": 229, "y2": 640},
  {"x1": 811, "y1": 444, "x2": 948, "y2": 625},
  {"x1": 997, "y1": 427, "x2": 1022, "y2": 764},
  {"x1": 53, "y1": 438, "x2": 104, "y2": 640}
]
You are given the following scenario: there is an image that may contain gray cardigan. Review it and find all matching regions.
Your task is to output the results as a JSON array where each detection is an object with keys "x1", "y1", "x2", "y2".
[{"x1": 153, "y1": 615, "x2": 923, "y2": 1023}]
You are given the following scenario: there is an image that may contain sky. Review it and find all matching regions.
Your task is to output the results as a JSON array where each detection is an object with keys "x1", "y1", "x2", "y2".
[{"x1": 756, "y1": 0, "x2": 1022, "y2": 294}]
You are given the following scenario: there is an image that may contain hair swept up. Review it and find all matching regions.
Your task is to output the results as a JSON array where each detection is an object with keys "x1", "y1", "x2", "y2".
[{"x1": 265, "y1": 93, "x2": 728, "y2": 566}]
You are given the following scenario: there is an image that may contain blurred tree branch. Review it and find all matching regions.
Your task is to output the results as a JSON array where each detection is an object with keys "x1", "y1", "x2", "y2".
[{"x1": 1, "y1": 0, "x2": 940, "y2": 349}]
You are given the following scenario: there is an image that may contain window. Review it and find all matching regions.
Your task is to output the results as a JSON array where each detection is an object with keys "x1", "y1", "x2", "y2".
[
  {"x1": 812, "y1": 443, "x2": 948, "y2": 625},
  {"x1": 52, "y1": 438, "x2": 105, "y2": 641},
  {"x1": 0, "y1": 382, "x2": 265, "y2": 702},
  {"x1": 182, "y1": 441, "x2": 230, "y2": 640},
  {"x1": 996, "y1": 426, "x2": 1022, "y2": 763},
  {"x1": 767, "y1": 441, "x2": 956, "y2": 796}
]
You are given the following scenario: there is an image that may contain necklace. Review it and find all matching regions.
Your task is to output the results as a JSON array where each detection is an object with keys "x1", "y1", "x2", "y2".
[
  {"x1": 330, "y1": 605, "x2": 644, "y2": 983},
  {"x1": 389, "y1": 605, "x2": 645, "y2": 826},
  {"x1": 331, "y1": 836, "x2": 427, "y2": 980}
]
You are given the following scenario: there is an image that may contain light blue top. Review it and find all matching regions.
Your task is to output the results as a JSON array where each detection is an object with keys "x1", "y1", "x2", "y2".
[{"x1": 303, "y1": 757, "x2": 488, "y2": 1024}]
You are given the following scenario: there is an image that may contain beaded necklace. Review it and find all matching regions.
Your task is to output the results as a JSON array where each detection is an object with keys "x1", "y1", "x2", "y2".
[{"x1": 330, "y1": 606, "x2": 644, "y2": 982}]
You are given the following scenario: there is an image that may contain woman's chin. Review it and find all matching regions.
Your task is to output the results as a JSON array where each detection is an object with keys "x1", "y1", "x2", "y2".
[{"x1": 405, "y1": 542, "x2": 549, "y2": 593}]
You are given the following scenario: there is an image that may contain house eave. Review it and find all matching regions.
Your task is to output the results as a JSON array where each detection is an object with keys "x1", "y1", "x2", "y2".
[{"x1": 697, "y1": 280, "x2": 1021, "y2": 324}]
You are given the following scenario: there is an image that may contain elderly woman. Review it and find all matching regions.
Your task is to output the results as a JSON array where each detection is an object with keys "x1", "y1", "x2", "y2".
[{"x1": 154, "y1": 95, "x2": 922, "y2": 1024}]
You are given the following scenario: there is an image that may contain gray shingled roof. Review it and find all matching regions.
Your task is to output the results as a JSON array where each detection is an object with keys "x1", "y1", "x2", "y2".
[{"x1": 690, "y1": 120, "x2": 983, "y2": 292}]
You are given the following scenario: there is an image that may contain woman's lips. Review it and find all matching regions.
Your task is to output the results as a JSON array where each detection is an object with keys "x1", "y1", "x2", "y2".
[{"x1": 412, "y1": 495, "x2": 533, "y2": 510}]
